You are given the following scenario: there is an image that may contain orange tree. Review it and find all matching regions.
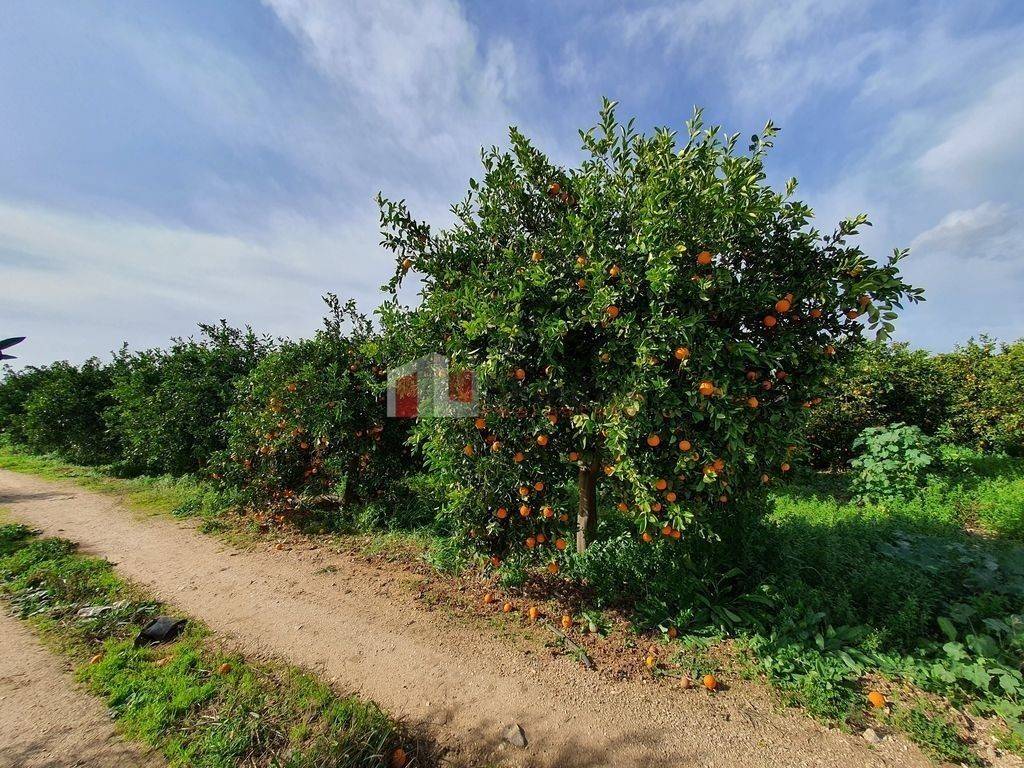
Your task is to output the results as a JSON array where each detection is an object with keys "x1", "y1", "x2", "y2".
[
  {"x1": 217, "y1": 296, "x2": 411, "y2": 519},
  {"x1": 379, "y1": 101, "x2": 921, "y2": 573}
]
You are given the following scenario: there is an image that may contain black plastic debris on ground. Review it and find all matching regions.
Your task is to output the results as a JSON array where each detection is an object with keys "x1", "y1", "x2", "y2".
[{"x1": 134, "y1": 616, "x2": 186, "y2": 647}]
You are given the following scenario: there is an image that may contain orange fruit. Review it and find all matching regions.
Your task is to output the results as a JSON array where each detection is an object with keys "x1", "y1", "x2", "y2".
[
  {"x1": 824, "y1": 345, "x2": 836, "y2": 356},
  {"x1": 605, "y1": 305, "x2": 620, "y2": 318},
  {"x1": 617, "y1": 501, "x2": 629, "y2": 512},
  {"x1": 513, "y1": 452, "x2": 525, "y2": 463},
  {"x1": 519, "y1": 485, "x2": 530, "y2": 497},
  {"x1": 528, "y1": 606, "x2": 539, "y2": 622},
  {"x1": 642, "y1": 531, "x2": 653, "y2": 543},
  {"x1": 519, "y1": 505, "x2": 531, "y2": 517},
  {"x1": 775, "y1": 298, "x2": 791, "y2": 313},
  {"x1": 555, "y1": 538, "x2": 567, "y2": 551},
  {"x1": 645, "y1": 655, "x2": 657, "y2": 669},
  {"x1": 514, "y1": 368, "x2": 526, "y2": 380},
  {"x1": 542, "y1": 506, "x2": 554, "y2": 519},
  {"x1": 495, "y1": 507, "x2": 508, "y2": 519},
  {"x1": 531, "y1": 250, "x2": 543, "y2": 262},
  {"x1": 536, "y1": 533, "x2": 547, "y2": 544},
  {"x1": 474, "y1": 417, "x2": 486, "y2": 430},
  {"x1": 662, "y1": 525, "x2": 673, "y2": 536},
  {"x1": 577, "y1": 278, "x2": 587, "y2": 289},
  {"x1": 652, "y1": 502, "x2": 663, "y2": 512},
  {"x1": 490, "y1": 556, "x2": 502, "y2": 568},
  {"x1": 525, "y1": 537, "x2": 536, "y2": 549},
  {"x1": 536, "y1": 434, "x2": 549, "y2": 446},
  {"x1": 696, "y1": 251, "x2": 713, "y2": 266},
  {"x1": 534, "y1": 481, "x2": 545, "y2": 492},
  {"x1": 483, "y1": 592, "x2": 494, "y2": 605},
  {"x1": 655, "y1": 478, "x2": 668, "y2": 491},
  {"x1": 672, "y1": 529, "x2": 681, "y2": 539},
  {"x1": 576, "y1": 255, "x2": 587, "y2": 267},
  {"x1": 490, "y1": 441, "x2": 501, "y2": 453},
  {"x1": 846, "y1": 309, "x2": 860, "y2": 320},
  {"x1": 810, "y1": 308, "x2": 823, "y2": 318},
  {"x1": 703, "y1": 674, "x2": 718, "y2": 691},
  {"x1": 548, "y1": 182, "x2": 561, "y2": 196},
  {"x1": 401, "y1": 258, "x2": 412, "y2": 272},
  {"x1": 668, "y1": 626, "x2": 678, "y2": 639},
  {"x1": 463, "y1": 444, "x2": 474, "y2": 457},
  {"x1": 609, "y1": 265, "x2": 620, "y2": 277},
  {"x1": 665, "y1": 491, "x2": 677, "y2": 502},
  {"x1": 674, "y1": 346, "x2": 690, "y2": 360},
  {"x1": 391, "y1": 748, "x2": 408, "y2": 768},
  {"x1": 698, "y1": 381, "x2": 715, "y2": 397},
  {"x1": 568, "y1": 451, "x2": 580, "y2": 461},
  {"x1": 712, "y1": 458, "x2": 725, "y2": 471},
  {"x1": 561, "y1": 614, "x2": 573, "y2": 630},
  {"x1": 548, "y1": 561, "x2": 560, "y2": 574},
  {"x1": 647, "y1": 433, "x2": 661, "y2": 447},
  {"x1": 502, "y1": 602, "x2": 513, "y2": 613},
  {"x1": 558, "y1": 512, "x2": 569, "y2": 522},
  {"x1": 217, "y1": 662, "x2": 232, "y2": 674},
  {"x1": 678, "y1": 439, "x2": 692, "y2": 452},
  {"x1": 781, "y1": 462, "x2": 791, "y2": 472},
  {"x1": 763, "y1": 314, "x2": 778, "y2": 328},
  {"x1": 747, "y1": 396, "x2": 759, "y2": 409},
  {"x1": 867, "y1": 690, "x2": 886, "y2": 709},
  {"x1": 89, "y1": 653, "x2": 104, "y2": 665}
]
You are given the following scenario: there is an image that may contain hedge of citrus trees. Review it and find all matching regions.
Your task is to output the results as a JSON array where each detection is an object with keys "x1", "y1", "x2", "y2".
[
  {"x1": 379, "y1": 101, "x2": 921, "y2": 575},
  {"x1": 215, "y1": 296, "x2": 411, "y2": 515},
  {"x1": 4, "y1": 103, "x2": 1024, "y2": 570}
]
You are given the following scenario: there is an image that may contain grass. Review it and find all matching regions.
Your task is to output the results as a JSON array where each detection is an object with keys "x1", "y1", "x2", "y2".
[
  {"x1": 4, "y1": 440, "x2": 1022, "y2": 761},
  {"x1": 0, "y1": 445, "x2": 228, "y2": 518},
  {"x1": 0, "y1": 524, "x2": 422, "y2": 768},
  {"x1": 888, "y1": 704, "x2": 981, "y2": 765}
]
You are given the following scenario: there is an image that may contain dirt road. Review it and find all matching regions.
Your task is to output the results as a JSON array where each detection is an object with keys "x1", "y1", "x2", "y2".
[
  {"x1": 0, "y1": 610, "x2": 165, "y2": 768},
  {"x1": 0, "y1": 469, "x2": 931, "y2": 768}
]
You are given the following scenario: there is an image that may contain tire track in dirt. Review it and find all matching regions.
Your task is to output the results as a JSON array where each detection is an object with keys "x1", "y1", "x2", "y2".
[{"x1": 0, "y1": 470, "x2": 930, "y2": 768}]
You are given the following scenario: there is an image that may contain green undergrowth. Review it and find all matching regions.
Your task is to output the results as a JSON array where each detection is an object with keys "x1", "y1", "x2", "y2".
[{"x1": 0, "y1": 524, "x2": 422, "y2": 768}]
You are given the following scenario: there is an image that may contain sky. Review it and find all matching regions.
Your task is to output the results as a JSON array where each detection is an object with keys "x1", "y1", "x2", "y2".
[{"x1": 2, "y1": 0, "x2": 1023, "y2": 369}]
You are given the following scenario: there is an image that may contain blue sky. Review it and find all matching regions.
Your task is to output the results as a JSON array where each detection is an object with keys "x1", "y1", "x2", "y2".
[{"x1": 2, "y1": 0, "x2": 1023, "y2": 369}]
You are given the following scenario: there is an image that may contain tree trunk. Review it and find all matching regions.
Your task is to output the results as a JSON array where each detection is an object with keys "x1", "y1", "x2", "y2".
[{"x1": 576, "y1": 458, "x2": 599, "y2": 553}]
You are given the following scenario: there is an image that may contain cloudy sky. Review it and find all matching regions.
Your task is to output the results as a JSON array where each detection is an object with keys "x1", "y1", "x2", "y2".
[{"x1": 2, "y1": 0, "x2": 1022, "y2": 368}]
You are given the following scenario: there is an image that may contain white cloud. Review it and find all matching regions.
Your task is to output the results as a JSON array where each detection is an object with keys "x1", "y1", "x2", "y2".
[
  {"x1": 0, "y1": 200, "x2": 398, "y2": 367},
  {"x1": 261, "y1": 0, "x2": 526, "y2": 164},
  {"x1": 616, "y1": 0, "x2": 877, "y2": 116},
  {"x1": 916, "y1": 67, "x2": 1024, "y2": 187},
  {"x1": 910, "y1": 202, "x2": 1019, "y2": 259}
]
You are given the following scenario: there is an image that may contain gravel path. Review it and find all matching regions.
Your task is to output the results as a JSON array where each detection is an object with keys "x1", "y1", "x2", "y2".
[{"x1": 0, "y1": 469, "x2": 931, "y2": 768}]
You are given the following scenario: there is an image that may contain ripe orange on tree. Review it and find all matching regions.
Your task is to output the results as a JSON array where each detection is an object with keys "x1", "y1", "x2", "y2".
[{"x1": 381, "y1": 101, "x2": 920, "y2": 573}]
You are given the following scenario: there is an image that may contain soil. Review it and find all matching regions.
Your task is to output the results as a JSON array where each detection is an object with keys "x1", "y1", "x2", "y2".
[
  {"x1": 0, "y1": 469, "x2": 935, "y2": 768},
  {"x1": 0, "y1": 610, "x2": 165, "y2": 768}
]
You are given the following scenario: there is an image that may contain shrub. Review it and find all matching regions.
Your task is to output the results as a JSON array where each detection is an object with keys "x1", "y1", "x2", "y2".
[
  {"x1": 850, "y1": 423, "x2": 935, "y2": 504},
  {"x1": 106, "y1": 322, "x2": 272, "y2": 476},
  {"x1": 379, "y1": 100, "x2": 920, "y2": 577},
  {"x1": 805, "y1": 342, "x2": 953, "y2": 467},
  {"x1": 935, "y1": 337, "x2": 1024, "y2": 456},
  {"x1": 0, "y1": 364, "x2": 58, "y2": 444},
  {"x1": 218, "y1": 297, "x2": 412, "y2": 518},
  {"x1": 12, "y1": 358, "x2": 118, "y2": 464}
]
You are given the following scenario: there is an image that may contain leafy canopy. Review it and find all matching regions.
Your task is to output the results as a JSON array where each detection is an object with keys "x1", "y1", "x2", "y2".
[{"x1": 386, "y1": 101, "x2": 922, "y2": 566}]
